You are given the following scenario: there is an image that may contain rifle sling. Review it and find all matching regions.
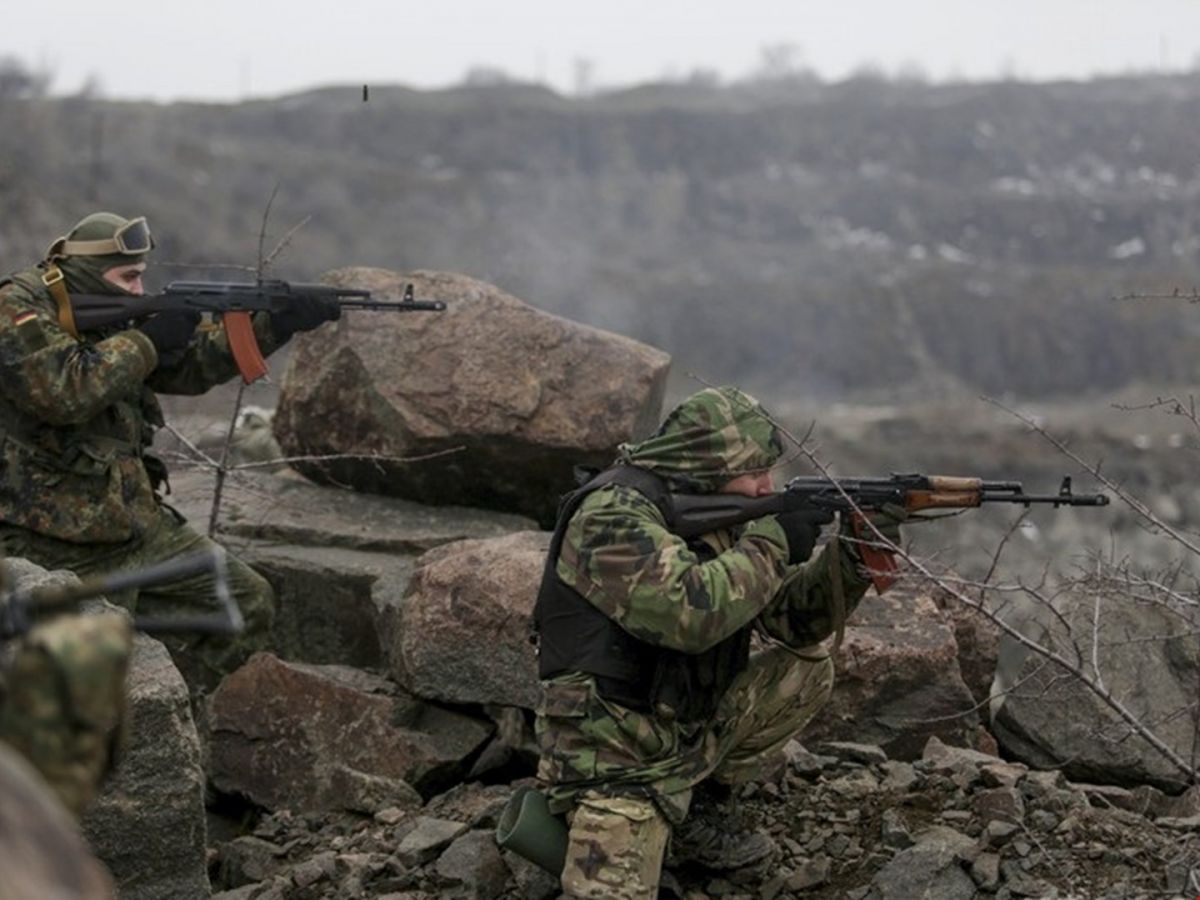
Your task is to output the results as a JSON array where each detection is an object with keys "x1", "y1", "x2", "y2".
[{"x1": 41, "y1": 265, "x2": 79, "y2": 339}]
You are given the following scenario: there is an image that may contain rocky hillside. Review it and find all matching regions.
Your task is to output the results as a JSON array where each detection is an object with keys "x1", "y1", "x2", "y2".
[
  {"x1": 3, "y1": 73, "x2": 1200, "y2": 402},
  {"x1": 205, "y1": 737, "x2": 1200, "y2": 899}
]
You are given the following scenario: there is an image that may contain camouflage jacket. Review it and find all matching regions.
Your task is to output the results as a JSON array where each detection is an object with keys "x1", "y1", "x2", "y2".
[
  {"x1": 0, "y1": 264, "x2": 281, "y2": 543},
  {"x1": 555, "y1": 483, "x2": 871, "y2": 656},
  {"x1": 553, "y1": 385, "x2": 872, "y2": 659},
  {"x1": 536, "y1": 387, "x2": 874, "y2": 812}
]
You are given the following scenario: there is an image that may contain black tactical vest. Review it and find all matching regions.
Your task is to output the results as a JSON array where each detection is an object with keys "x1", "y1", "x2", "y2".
[{"x1": 534, "y1": 465, "x2": 753, "y2": 724}]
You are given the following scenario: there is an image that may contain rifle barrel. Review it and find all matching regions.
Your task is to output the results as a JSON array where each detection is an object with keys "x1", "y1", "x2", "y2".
[
  {"x1": 337, "y1": 299, "x2": 447, "y2": 311},
  {"x1": 980, "y1": 491, "x2": 1110, "y2": 506}
]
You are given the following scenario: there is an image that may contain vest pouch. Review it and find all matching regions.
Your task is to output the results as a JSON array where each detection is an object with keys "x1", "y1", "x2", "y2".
[{"x1": 0, "y1": 435, "x2": 138, "y2": 544}]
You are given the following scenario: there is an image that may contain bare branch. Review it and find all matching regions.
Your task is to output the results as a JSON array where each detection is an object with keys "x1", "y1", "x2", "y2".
[
  {"x1": 257, "y1": 183, "x2": 280, "y2": 280},
  {"x1": 262, "y1": 214, "x2": 312, "y2": 271},
  {"x1": 1113, "y1": 288, "x2": 1200, "y2": 302},
  {"x1": 207, "y1": 185, "x2": 282, "y2": 535},
  {"x1": 790, "y1": 426, "x2": 1198, "y2": 783},
  {"x1": 984, "y1": 395, "x2": 1200, "y2": 559},
  {"x1": 227, "y1": 445, "x2": 465, "y2": 471},
  {"x1": 208, "y1": 382, "x2": 248, "y2": 538},
  {"x1": 981, "y1": 509, "x2": 1029, "y2": 587}
]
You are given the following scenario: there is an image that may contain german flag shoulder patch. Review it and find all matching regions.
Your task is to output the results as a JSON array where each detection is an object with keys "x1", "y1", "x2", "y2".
[{"x1": 9, "y1": 309, "x2": 49, "y2": 354}]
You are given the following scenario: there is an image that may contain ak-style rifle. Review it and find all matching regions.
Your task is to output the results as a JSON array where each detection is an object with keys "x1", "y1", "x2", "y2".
[
  {"x1": 0, "y1": 549, "x2": 243, "y2": 639},
  {"x1": 670, "y1": 473, "x2": 1109, "y2": 590},
  {"x1": 64, "y1": 279, "x2": 446, "y2": 383}
]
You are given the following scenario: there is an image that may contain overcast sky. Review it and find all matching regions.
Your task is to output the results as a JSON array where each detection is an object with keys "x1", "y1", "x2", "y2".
[{"x1": 5, "y1": 1, "x2": 1199, "y2": 101}]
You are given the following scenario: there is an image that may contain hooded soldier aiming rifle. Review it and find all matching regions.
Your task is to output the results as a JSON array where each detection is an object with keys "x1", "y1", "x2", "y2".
[{"x1": 508, "y1": 386, "x2": 1109, "y2": 900}]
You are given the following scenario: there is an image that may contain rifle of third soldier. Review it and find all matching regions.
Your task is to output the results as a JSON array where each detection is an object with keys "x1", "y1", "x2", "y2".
[
  {"x1": 0, "y1": 549, "x2": 243, "y2": 639},
  {"x1": 63, "y1": 279, "x2": 447, "y2": 384},
  {"x1": 669, "y1": 473, "x2": 1110, "y2": 591}
]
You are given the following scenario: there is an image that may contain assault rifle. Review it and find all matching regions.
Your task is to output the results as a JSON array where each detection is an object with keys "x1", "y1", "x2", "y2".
[
  {"x1": 0, "y1": 549, "x2": 243, "y2": 639},
  {"x1": 670, "y1": 473, "x2": 1110, "y2": 590},
  {"x1": 64, "y1": 279, "x2": 447, "y2": 383}
]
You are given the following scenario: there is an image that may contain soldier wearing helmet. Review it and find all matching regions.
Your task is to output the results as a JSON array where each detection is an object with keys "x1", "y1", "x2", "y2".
[{"x1": 0, "y1": 212, "x2": 337, "y2": 692}]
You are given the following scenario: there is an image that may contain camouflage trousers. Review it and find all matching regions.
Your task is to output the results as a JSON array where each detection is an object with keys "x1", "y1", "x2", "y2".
[
  {"x1": 0, "y1": 613, "x2": 132, "y2": 818},
  {"x1": 0, "y1": 505, "x2": 274, "y2": 692},
  {"x1": 546, "y1": 645, "x2": 835, "y2": 899}
]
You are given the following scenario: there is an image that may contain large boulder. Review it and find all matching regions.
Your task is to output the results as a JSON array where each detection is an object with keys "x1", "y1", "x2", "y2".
[
  {"x1": 922, "y1": 571, "x2": 1001, "y2": 706},
  {"x1": 207, "y1": 653, "x2": 494, "y2": 811},
  {"x1": 806, "y1": 580, "x2": 981, "y2": 759},
  {"x1": 83, "y1": 635, "x2": 209, "y2": 900},
  {"x1": 167, "y1": 468, "x2": 536, "y2": 556},
  {"x1": 243, "y1": 543, "x2": 414, "y2": 669},
  {"x1": 387, "y1": 531, "x2": 548, "y2": 709},
  {"x1": 166, "y1": 469, "x2": 537, "y2": 668},
  {"x1": 273, "y1": 267, "x2": 671, "y2": 525},
  {"x1": 991, "y1": 585, "x2": 1199, "y2": 792}
]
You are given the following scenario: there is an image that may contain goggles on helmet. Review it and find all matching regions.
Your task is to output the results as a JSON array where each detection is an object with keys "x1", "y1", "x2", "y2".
[{"x1": 52, "y1": 216, "x2": 155, "y2": 258}]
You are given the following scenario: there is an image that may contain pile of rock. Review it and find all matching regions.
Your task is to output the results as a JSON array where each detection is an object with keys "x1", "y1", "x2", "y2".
[{"x1": 203, "y1": 734, "x2": 1200, "y2": 899}]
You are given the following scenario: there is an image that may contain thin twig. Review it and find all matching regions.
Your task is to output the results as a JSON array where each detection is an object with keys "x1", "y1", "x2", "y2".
[
  {"x1": 208, "y1": 382, "x2": 248, "y2": 538},
  {"x1": 263, "y1": 215, "x2": 312, "y2": 271},
  {"x1": 161, "y1": 422, "x2": 221, "y2": 471},
  {"x1": 1113, "y1": 288, "x2": 1200, "y2": 302},
  {"x1": 207, "y1": 184, "x2": 281, "y2": 536},
  {"x1": 981, "y1": 510, "x2": 1029, "y2": 588},
  {"x1": 789, "y1": 417, "x2": 1197, "y2": 782},
  {"x1": 227, "y1": 446, "x2": 464, "y2": 470},
  {"x1": 984, "y1": 395, "x2": 1200, "y2": 559}
]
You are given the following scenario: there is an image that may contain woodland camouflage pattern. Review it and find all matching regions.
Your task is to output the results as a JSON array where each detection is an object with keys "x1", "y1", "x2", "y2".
[
  {"x1": 536, "y1": 386, "x2": 874, "y2": 841},
  {"x1": 614, "y1": 383, "x2": 784, "y2": 492},
  {"x1": 0, "y1": 264, "x2": 280, "y2": 544},
  {"x1": 0, "y1": 610, "x2": 132, "y2": 817},
  {"x1": 0, "y1": 257, "x2": 278, "y2": 686}
]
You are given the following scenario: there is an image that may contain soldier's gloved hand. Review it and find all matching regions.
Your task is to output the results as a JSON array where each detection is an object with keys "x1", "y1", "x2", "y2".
[
  {"x1": 270, "y1": 295, "x2": 341, "y2": 341},
  {"x1": 848, "y1": 503, "x2": 909, "y2": 546},
  {"x1": 136, "y1": 309, "x2": 201, "y2": 359},
  {"x1": 775, "y1": 508, "x2": 835, "y2": 564}
]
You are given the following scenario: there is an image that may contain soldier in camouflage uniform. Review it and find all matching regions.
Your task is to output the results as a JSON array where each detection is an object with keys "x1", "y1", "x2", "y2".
[
  {"x1": 0, "y1": 583, "x2": 132, "y2": 819},
  {"x1": 534, "y1": 386, "x2": 903, "y2": 899},
  {"x1": 0, "y1": 212, "x2": 339, "y2": 690}
]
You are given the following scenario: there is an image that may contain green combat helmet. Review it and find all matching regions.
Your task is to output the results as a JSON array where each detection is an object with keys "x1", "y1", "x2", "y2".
[
  {"x1": 44, "y1": 212, "x2": 155, "y2": 297},
  {"x1": 46, "y1": 212, "x2": 155, "y2": 263}
]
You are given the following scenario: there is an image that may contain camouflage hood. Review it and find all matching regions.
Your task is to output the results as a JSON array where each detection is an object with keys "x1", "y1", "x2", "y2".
[{"x1": 616, "y1": 386, "x2": 783, "y2": 493}]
